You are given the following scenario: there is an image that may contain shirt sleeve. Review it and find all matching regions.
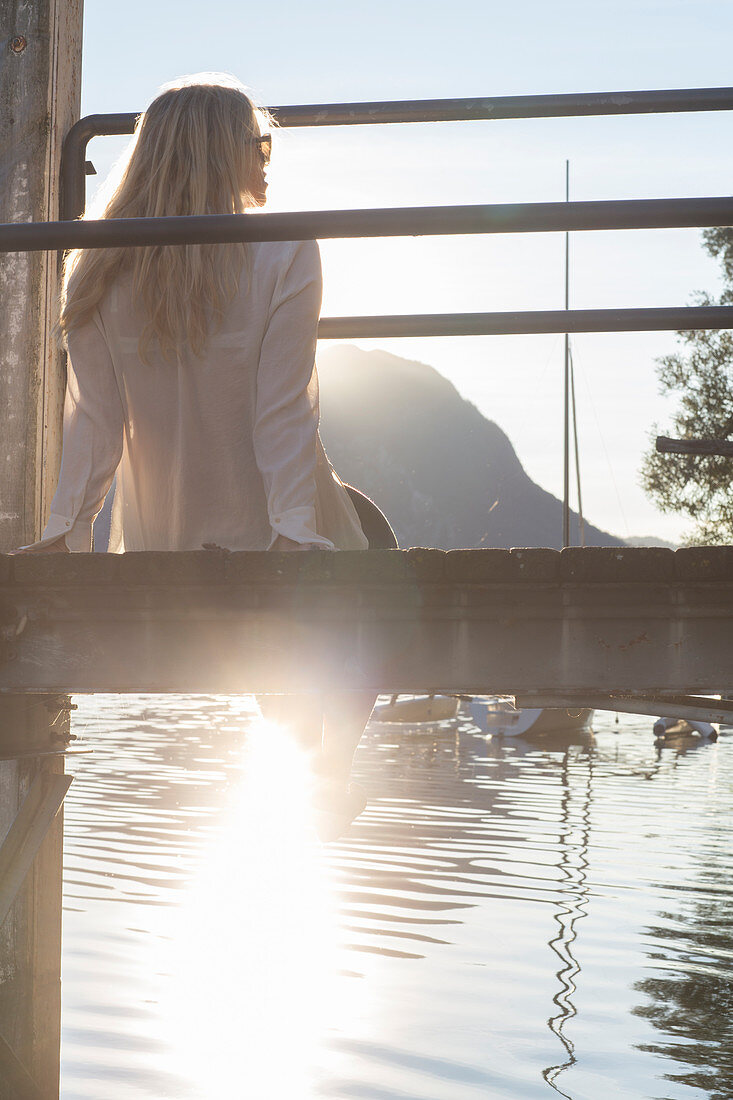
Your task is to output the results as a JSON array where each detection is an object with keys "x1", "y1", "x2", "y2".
[
  {"x1": 252, "y1": 239, "x2": 335, "y2": 549},
  {"x1": 21, "y1": 311, "x2": 124, "y2": 552}
]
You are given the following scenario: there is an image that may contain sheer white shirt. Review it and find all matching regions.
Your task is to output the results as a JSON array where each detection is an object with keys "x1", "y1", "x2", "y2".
[{"x1": 29, "y1": 238, "x2": 368, "y2": 553}]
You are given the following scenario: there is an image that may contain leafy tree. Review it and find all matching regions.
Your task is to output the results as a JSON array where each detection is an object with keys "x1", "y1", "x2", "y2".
[{"x1": 641, "y1": 227, "x2": 733, "y2": 544}]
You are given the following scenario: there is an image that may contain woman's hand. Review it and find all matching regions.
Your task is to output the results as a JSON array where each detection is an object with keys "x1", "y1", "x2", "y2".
[{"x1": 10, "y1": 536, "x2": 70, "y2": 555}]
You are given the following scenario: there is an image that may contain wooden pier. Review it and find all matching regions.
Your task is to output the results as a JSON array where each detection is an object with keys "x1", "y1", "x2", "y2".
[
  {"x1": 1, "y1": 2, "x2": 733, "y2": 1091},
  {"x1": 1, "y1": 545, "x2": 732, "y2": 697}
]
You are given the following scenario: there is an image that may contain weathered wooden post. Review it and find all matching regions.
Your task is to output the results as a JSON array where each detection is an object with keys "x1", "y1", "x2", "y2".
[
  {"x1": 0, "y1": 0, "x2": 83, "y2": 550},
  {"x1": 0, "y1": 1, "x2": 84, "y2": 1096}
]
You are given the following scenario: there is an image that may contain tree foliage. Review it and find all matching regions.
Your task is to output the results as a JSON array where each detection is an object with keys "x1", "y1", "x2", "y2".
[{"x1": 641, "y1": 228, "x2": 733, "y2": 544}]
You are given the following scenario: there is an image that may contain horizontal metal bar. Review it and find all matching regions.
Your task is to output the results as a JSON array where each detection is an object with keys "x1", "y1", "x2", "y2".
[
  {"x1": 656, "y1": 435, "x2": 733, "y2": 456},
  {"x1": 66, "y1": 87, "x2": 733, "y2": 143},
  {"x1": 318, "y1": 306, "x2": 733, "y2": 338},
  {"x1": 60, "y1": 87, "x2": 733, "y2": 220},
  {"x1": 5, "y1": 196, "x2": 733, "y2": 255},
  {"x1": 271, "y1": 87, "x2": 733, "y2": 126}
]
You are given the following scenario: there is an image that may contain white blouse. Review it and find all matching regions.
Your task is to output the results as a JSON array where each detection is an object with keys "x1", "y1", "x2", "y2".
[{"x1": 31, "y1": 238, "x2": 368, "y2": 553}]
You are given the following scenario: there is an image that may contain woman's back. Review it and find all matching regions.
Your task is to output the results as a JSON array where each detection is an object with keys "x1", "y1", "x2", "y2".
[
  {"x1": 100, "y1": 239, "x2": 301, "y2": 552},
  {"x1": 53, "y1": 236, "x2": 366, "y2": 554}
]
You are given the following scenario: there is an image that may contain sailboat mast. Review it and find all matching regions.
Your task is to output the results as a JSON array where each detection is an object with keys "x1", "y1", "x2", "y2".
[
  {"x1": 570, "y1": 346, "x2": 585, "y2": 546},
  {"x1": 563, "y1": 159, "x2": 571, "y2": 548}
]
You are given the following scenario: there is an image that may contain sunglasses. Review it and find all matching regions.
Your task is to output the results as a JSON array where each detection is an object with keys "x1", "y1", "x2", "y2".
[{"x1": 251, "y1": 133, "x2": 272, "y2": 166}]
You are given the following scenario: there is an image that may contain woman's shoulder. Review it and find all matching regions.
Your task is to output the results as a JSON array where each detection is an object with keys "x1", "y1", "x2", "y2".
[
  {"x1": 252, "y1": 238, "x2": 320, "y2": 272},
  {"x1": 249, "y1": 239, "x2": 321, "y2": 305}
]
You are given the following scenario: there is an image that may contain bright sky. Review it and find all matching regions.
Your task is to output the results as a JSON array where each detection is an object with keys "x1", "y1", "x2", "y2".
[{"x1": 81, "y1": 0, "x2": 733, "y2": 543}]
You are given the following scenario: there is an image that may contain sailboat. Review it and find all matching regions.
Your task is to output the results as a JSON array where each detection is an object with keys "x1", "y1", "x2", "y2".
[
  {"x1": 468, "y1": 697, "x2": 593, "y2": 737},
  {"x1": 371, "y1": 164, "x2": 594, "y2": 738},
  {"x1": 470, "y1": 160, "x2": 595, "y2": 739}
]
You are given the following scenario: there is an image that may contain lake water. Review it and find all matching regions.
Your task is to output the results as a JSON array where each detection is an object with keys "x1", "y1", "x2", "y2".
[{"x1": 59, "y1": 696, "x2": 733, "y2": 1100}]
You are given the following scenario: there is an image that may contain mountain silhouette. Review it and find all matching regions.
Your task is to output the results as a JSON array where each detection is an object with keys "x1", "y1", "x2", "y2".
[{"x1": 317, "y1": 345, "x2": 623, "y2": 550}]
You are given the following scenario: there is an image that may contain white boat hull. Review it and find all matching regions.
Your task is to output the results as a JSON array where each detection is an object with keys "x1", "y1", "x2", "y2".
[
  {"x1": 373, "y1": 694, "x2": 460, "y2": 724},
  {"x1": 653, "y1": 716, "x2": 718, "y2": 740},
  {"x1": 469, "y1": 698, "x2": 594, "y2": 737}
]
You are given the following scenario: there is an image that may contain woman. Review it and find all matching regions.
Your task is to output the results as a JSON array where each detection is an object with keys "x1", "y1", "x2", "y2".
[{"x1": 18, "y1": 73, "x2": 374, "y2": 838}]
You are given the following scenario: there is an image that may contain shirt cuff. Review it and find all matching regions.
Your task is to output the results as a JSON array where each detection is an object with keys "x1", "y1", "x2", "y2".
[
  {"x1": 268, "y1": 506, "x2": 335, "y2": 550},
  {"x1": 18, "y1": 512, "x2": 93, "y2": 553}
]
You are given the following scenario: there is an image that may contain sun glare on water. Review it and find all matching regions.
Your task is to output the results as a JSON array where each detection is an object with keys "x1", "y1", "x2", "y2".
[{"x1": 164, "y1": 717, "x2": 344, "y2": 1099}]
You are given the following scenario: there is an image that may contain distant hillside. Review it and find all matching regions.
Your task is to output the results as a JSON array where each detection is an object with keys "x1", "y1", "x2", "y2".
[
  {"x1": 626, "y1": 535, "x2": 678, "y2": 550},
  {"x1": 318, "y1": 345, "x2": 624, "y2": 550}
]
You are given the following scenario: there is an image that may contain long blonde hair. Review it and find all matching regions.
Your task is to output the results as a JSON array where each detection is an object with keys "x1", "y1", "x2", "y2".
[{"x1": 59, "y1": 73, "x2": 272, "y2": 363}]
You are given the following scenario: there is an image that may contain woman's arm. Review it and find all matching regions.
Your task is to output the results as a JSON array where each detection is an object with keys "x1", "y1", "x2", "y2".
[
  {"x1": 17, "y1": 313, "x2": 124, "y2": 553},
  {"x1": 253, "y1": 239, "x2": 335, "y2": 550},
  {"x1": 13, "y1": 536, "x2": 70, "y2": 555}
]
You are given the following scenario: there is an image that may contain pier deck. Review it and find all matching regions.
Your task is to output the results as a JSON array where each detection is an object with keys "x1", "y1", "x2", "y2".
[{"x1": 1, "y1": 546, "x2": 731, "y2": 696}]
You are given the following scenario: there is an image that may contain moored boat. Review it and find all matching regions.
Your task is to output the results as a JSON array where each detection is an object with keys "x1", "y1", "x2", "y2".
[
  {"x1": 469, "y1": 696, "x2": 594, "y2": 737},
  {"x1": 653, "y1": 716, "x2": 718, "y2": 741},
  {"x1": 373, "y1": 694, "x2": 460, "y2": 724}
]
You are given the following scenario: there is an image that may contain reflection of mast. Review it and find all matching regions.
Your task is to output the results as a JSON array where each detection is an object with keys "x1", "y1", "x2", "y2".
[{"x1": 542, "y1": 746, "x2": 593, "y2": 1095}]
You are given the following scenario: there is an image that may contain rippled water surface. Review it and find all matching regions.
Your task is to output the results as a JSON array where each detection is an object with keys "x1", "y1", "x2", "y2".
[{"x1": 61, "y1": 697, "x2": 733, "y2": 1099}]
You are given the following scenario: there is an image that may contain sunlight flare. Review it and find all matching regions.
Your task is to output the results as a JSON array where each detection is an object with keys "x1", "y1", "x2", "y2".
[{"x1": 166, "y1": 718, "x2": 339, "y2": 1099}]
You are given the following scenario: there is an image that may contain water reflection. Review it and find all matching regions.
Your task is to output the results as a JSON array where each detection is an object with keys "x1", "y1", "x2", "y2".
[
  {"x1": 542, "y1": 746, "x2": 593, "y2": 1096},
  {"x1": 632, "y1": 745, "x2": 733, "y2": 1100},
  {"x1": 55, "y1": 697, "x2": 733, "y2": 1099},
  {"x1": 166, "y1": 721, "x2": 341, "y2": 1099}
]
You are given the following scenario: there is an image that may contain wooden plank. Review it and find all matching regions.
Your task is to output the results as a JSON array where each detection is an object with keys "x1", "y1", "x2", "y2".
[
  {"x1": 0, "y1": 579, "x2": 732, "y2": 694},
  {"x1": 656, "y1": 435, "x2": 733, "y2": 456},
  {"x1": 0, "y1": 773, "x2": 72, "y2": 929},
  {"x1": 0, "y1": 0, "x2": 84, "y2": 553},
  {"x1": 0, "y1": 549, "x2": 732, "y2": 693}
]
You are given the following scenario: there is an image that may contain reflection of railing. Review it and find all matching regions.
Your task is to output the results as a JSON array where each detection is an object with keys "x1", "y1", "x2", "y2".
[{"x1": 2, "y1": 86, "x2": 733, "y2": 342}]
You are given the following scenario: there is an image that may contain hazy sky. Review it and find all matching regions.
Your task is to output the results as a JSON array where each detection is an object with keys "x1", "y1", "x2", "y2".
[{"x1": 81, "y1": 1, "x2": 733, "y2": 543}]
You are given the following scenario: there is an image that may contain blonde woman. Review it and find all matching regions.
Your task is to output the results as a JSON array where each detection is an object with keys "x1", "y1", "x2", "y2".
[{"x1": 17, "y1": 74, "x2": 374, "y2": 838}]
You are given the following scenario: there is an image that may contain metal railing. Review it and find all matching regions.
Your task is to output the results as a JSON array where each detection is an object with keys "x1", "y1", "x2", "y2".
[
  {"x1": 60, "y1": 86, "x2": 733, "y2": 222},
  {"x1": 1, "y1": 86, "x2": 732, "y2": 339}
]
